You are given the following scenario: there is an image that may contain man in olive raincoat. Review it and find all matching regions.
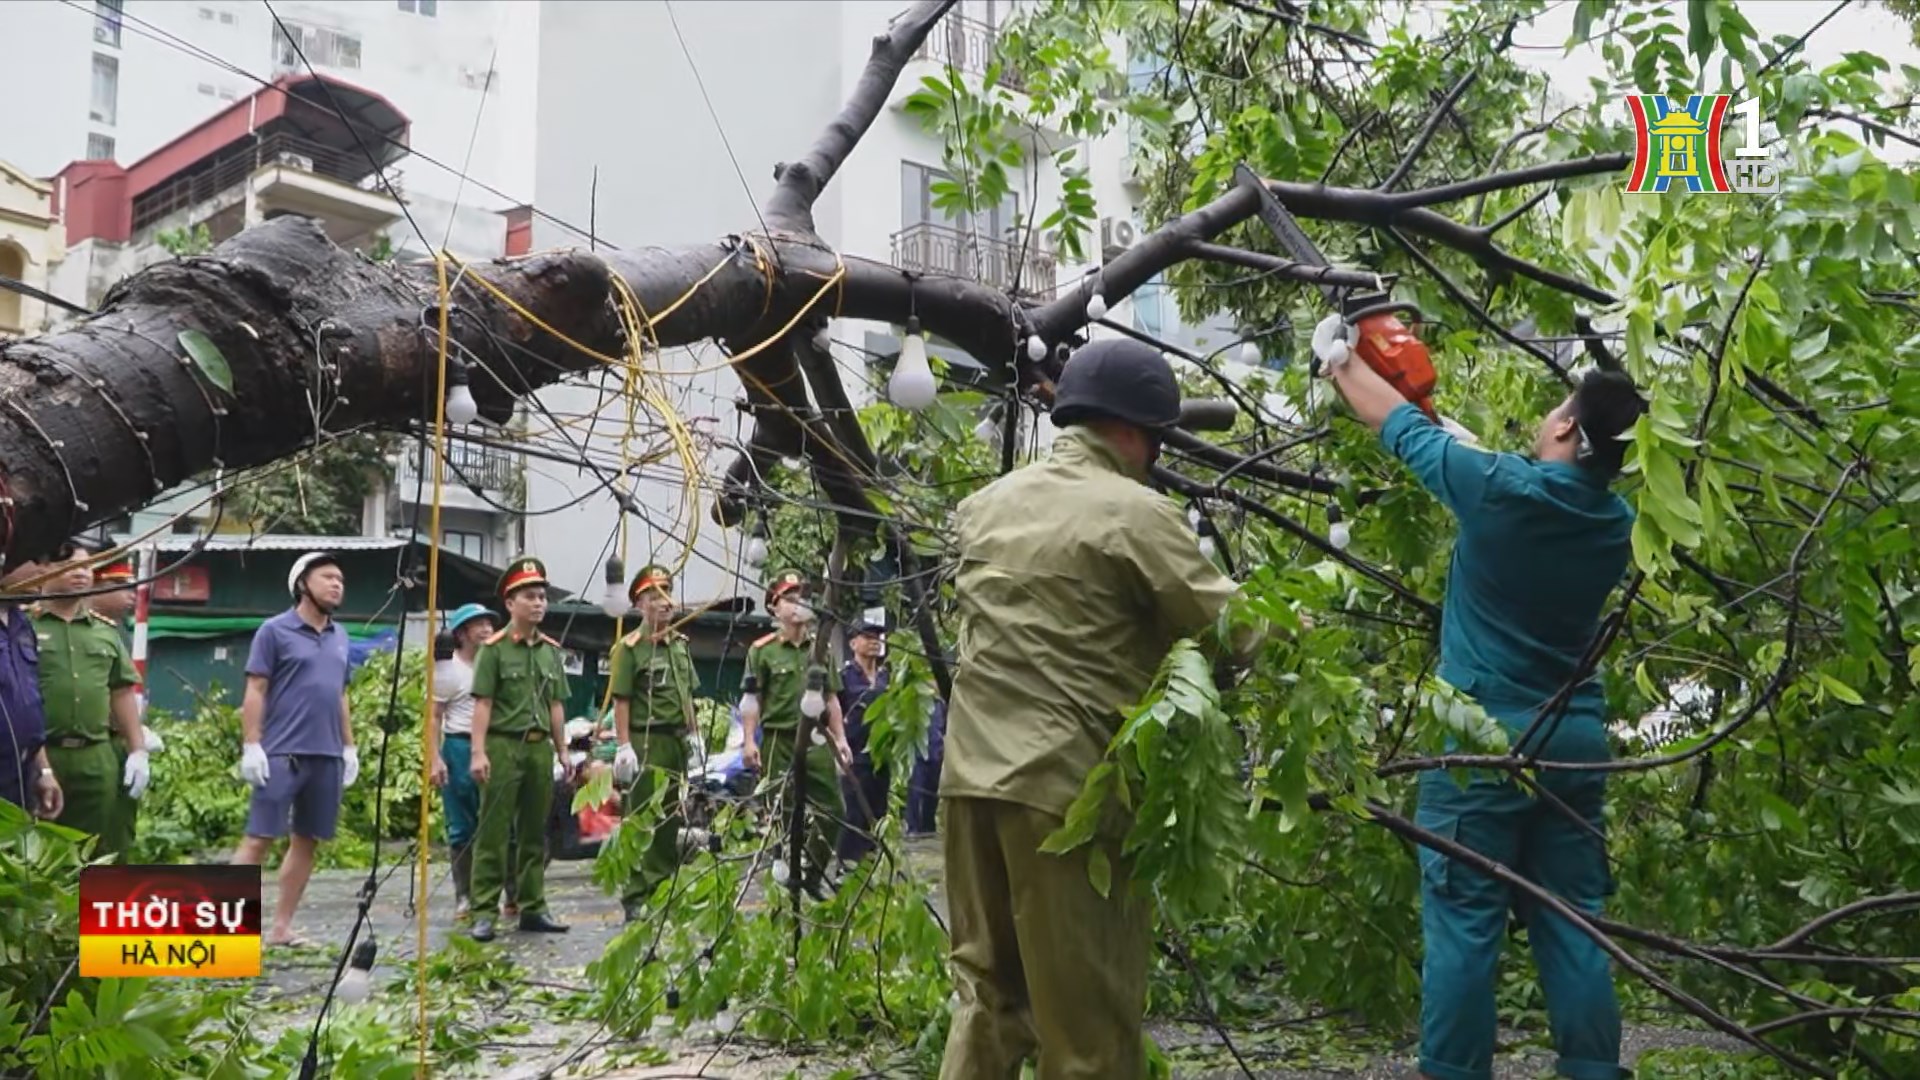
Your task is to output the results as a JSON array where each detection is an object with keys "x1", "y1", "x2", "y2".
[
  {"x1": 937, "y1": 338, "x2": 1264, "y2": 1080},
  {"x1": 1319, "y1": 314, "x2": 1645, "y2": 1080}
]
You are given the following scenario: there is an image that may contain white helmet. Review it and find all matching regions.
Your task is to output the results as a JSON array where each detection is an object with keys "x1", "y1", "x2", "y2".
[{"x1": 288, "y1": 551, "x2": 341, "y2": 601}]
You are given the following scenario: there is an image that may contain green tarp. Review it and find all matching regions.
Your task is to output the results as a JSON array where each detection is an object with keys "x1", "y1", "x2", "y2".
[{"x1": 146, "y1": 614, "x2": 396, "y2": 641}]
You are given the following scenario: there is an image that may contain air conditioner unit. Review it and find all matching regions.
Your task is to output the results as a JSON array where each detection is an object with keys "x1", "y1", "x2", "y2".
[{"x1": 1100, "y1": 217, "x2": 1139, "y2": 260}]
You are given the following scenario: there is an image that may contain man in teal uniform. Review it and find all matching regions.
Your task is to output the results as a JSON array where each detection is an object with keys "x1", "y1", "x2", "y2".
[
  {"x1": 609, "y1": 562, "x2": 703, "y2": 921},
  {"x1": 740, "y1": 569, "x2": 852, "y2": 897},
  {"x1": 468, "y1": 556, "x2": 572, "y2": 942},
  {"x1": 34, "y1": 540, "x2": 146, "y2": 861},
  {"x1": 1321, "y1": 320, "x2": 1645, "y2": 1080}
]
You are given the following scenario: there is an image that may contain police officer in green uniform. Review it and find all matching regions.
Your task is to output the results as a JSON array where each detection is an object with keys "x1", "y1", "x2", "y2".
[
  {"x1": 938, "y1": 340, "x2": 1266, "y2": 1080},
  {"x1": 34, "y1": 540, "x2": 147, "y2": 862},
  {"x1": 91, "y1": 556, "x2": 148, "y2": 858},
  {"x1": 740, "y1": 569, "x2": 852, "y2": 897},
  {"x1": 608, "y1": 562, "x2": 703, "y2": 921},
  {"x1": 468, "y1": 555, "x2": 572, "y2": 942}
]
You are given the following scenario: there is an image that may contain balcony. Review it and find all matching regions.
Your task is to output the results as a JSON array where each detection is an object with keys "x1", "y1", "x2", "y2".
[
  {"x1": 914, "y1": 14, "x2": 1024, "y2": 92},
  {"x1": 131, "y1": 131, "x2": 402, "y2": 249},
  {"x1": 891, "y1": 222, "x2": 1056, "y2": 297},
  {"x1": 396, "y1": 438, "x2": 520, "y2": 511}
]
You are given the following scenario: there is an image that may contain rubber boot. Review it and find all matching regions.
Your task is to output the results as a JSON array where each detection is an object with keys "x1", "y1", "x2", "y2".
[{"x1": 451, "y1": 844, "x2": 474, "y2": 920}]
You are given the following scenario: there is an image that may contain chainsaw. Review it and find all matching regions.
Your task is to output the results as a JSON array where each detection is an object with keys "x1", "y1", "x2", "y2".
[{"x1": 1233, "y1": 163, "x2": 1439, "y2": 419}]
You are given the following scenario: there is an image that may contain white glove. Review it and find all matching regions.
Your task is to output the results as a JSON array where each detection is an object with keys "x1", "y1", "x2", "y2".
[
  {"x1": 123, "y1": 749, "x2": 151, "y2": 799},
  {"x1": 553, "y1": 757, "x2": 566, "y2": 782},
  {"x1": 240, "y1": 743, "x2": 270, "y2": 788},
  {"x1": 142, "y1": 725, "x2": 165, "y2": 754},
  {"x1": 341, "y1": 746, "x2": 360, "y2": 788},
  {"x1": 613, "y1": 744, "x2": 639, "y2": 785},
  {"x1": 1311, "y1": 313, "x2": 1356, "y2": 372}
]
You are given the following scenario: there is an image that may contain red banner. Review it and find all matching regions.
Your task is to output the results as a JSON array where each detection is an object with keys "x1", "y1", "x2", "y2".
[{"x1": 79, "y1": 865, "x2": 262, "y2": 978}]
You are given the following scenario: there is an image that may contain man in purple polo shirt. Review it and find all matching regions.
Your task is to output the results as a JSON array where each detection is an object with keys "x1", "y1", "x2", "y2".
[{"x1": 231, "y1": 551, "x2": 359, "y2": 947}]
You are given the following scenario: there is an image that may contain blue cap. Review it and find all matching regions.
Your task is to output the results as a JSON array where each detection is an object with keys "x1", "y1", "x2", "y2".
[{"x1": 446, "y1": 603, "x2": 494, "y2": 634}]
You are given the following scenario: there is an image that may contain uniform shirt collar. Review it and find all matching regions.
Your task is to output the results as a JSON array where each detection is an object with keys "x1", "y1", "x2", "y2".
[{"x1": 1050, "y1": 425, "x2": 1145, "y2": 481}]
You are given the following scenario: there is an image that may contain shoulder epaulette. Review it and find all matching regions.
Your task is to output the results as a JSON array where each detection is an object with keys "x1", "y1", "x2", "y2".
[
  {"x1": 484, "y1": 627, "x2": 511, "y2": 645},
  {"x1": 539, "y1": 632, "x2": 562, "y2": 648},
  {"x1": 88, "y1": 610, "x2": 115, "y2": 625},
  {"x1": 620, "y1": 627, "x2": 645, "y2": 648},
  {"x1": 751, "y1": 632, "x2": 778, "y2": 648}
]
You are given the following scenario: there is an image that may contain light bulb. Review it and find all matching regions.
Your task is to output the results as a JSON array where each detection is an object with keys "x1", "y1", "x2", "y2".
[
  {"x1": 444, "y1": 382, "x2": 478, "y2": 426},
  {"x1": 744, "y1": 535, "x2": 768, "y2": 567},
  {"x1": 714, "y1": 1004, "x2": 737, "y2": 1032},
  {"x1": 772, "y1": 858, "x2": 791, "y2": 885},
  {"x1": 1199, "y1": 535, "x2": 1217, "y2": 560},
  {"x1": 336, "y1": 939, "x2": 376, "y2": 1004},
  {"x1": 1329, "y1": 521, "x2": 1351, "y2": 550},
  {"x1": 601, "y1": 557, "x2": 627, "y2": 618},
  {"x1": 1026, "y1": 335, "x2": 1047, "y2": 361},
  {"x1": 889, "y1": 317, "x2": 938, "y2": 410},
  {"x1": 1085, "y1": 293, "x2": 1108, "y2": 320},
  {"x1": 810, "y1": 727, "x2": 827, "y2": 745},
  {"x1": 801, "y1": 666, "x2": 827, "y2": 719},
  {"x1": 973, "y1": 414, "x2": 1000, "y2": 445},
  {"x1": 1187, "y1": 505, "x2": 1202, "y2": 529},
  {"x1": 1238, "y1": 341, "x2": 1263, "y2": 367}
]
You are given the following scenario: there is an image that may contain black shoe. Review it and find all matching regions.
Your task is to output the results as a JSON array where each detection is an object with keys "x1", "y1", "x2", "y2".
[
  {"x1": 518, "y1": 912, "x2": 570, "y2": 933},
  {"x1": 470, "y1": 918, "x2": 496, "y2": 943}
]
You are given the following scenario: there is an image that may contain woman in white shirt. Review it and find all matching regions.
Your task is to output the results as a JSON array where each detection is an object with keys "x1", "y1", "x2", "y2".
[{"x1": 429, "y1": 604, "x2": 494, "y2": 918}]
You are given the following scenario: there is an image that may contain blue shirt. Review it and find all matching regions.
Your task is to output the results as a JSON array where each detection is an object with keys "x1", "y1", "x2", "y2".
[
  {"x1": 1380, "y1": 403, "x2": 1634, "y2": 731},
  {"x1": 245, "y1": 608, "x2": 352, "y2": 757},
  {"x1": 0, "y1": 605, "x2": 47, "y2": 792},
  {"x1": 839, "y1": 660, "x2": 889, "y2": 763}
]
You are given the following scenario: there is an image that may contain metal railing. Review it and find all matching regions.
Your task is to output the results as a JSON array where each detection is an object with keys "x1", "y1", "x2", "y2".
[
  {"x1": 402, "y1": 439, "x2": 518, "y2": 498},
  {"x1": 914, "y1": 13, "x2": 1024, "y2": 91},
  {"x1": 891, "y1": 221, "x2": 1056, "y2": 296},
  {"x1": 131, "y1": 131, "x2": 397, "y2": 232}
]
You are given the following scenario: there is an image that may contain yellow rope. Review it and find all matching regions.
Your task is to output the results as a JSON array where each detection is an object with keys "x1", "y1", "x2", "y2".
[{"x1": 415, "y1": 254, "x2": 455, "y2": 1076}]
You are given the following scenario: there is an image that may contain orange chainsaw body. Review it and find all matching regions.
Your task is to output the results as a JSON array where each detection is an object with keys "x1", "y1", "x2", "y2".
[{"x1": 1354, "y1": 311, "x2": 1437, "y2": 419}]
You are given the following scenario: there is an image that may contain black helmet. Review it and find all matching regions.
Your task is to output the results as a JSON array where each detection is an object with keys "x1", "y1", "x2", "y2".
[{"x1": 1049, "y1": 339, "x2": 1182, "y2": 430}]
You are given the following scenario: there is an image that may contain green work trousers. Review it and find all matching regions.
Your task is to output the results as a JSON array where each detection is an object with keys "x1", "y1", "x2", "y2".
[
  {"x1": 762, "y1": 731, "x2": 840, "y2": 891},
  {"x1": 1416, "y1": 713, "x2": 1624, "y2": 1080},
  {"x1": 48, "y1": 740, "x2": 126, "y2": 862},
  {"x1": 472, "y1": 732, "x2": 556, "y2": 919},
  {"x1": 621, "y1": 729, "x2": 691, "y2": 908},
  {"x1": 938, "y1": 796, "x2": 1152, "y2": 1080},
  {"x1": 110, "y1": 740, "x2": 137, "y2": 861}
]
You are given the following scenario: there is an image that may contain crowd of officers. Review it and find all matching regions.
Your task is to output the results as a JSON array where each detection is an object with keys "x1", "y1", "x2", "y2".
[{"x1": 1, "y1": 332, "x2": 1648, "y2": 1080}]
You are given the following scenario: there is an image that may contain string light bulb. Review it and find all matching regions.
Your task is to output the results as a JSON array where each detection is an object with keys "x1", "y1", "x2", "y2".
[
  {"x1": 444, "y1": 363, "x2": 479, "y2": 426},
  {"x1": 745, "y1": 534, "x2": 768, "y2": 567},
  {"x1": 1238, "y1": 340, "x2": 1263, "y2": 367},
  {"x1": 973, "y1": 412, "x2": 1000, "y2": 445},
  {"x1": 1187, "y1": 504, "x2": 1202, "y2": 530},
  {"x1": 801, "y1": 667, "x2": 827, "y2": 720},
  {"x1": 335, "y1": 938, "x2": 377, "y2": 1004},
  {"x1": 1085, "y1": 292, "x2": 1108, "y2": 320},
  {"x1": 772, "y1": 858, "x2": 791, "y2": 885},
  {"x1": 888, "y1": 316, "x2": 938, "y2": 410},
  {"x1": 601, "y1": 556, "x2": 627, "y2": 618},
  {"x1": 1026, "y1": 335, "x2": 1047, "y2": 361},
  {"x1": 1327, "y1": 504, "x2": 1351, "y2": 551}
]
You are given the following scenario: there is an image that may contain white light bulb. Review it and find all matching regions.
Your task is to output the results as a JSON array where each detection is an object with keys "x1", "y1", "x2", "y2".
[
  {"x1": 1329, "y1": 521, "x2": 1352, "y2": 550},
  {"x1": 744, "y1": 536, "x2": 768, "y2": 567},
  {"x1": 1238, "y1": 341, "x2": 1263, "y2": 367},
  {"x1": 739, "y1": 691, "x2": 758, "y2": 715},
  {"x1": 801, "y1": 688, "x2": 826, "y2": 720},
  {"x1": 336, "y1": 966, "x2": 372, "y2": 1005},
  {"x1": 714, "y1": 1007, "x2": 738, "y2": 1032},
  {"x1": 810, "y1": 727, "x2": 827, "y2": 746},
  {"x1": 889, "y1": 327, "x2": 938, "y2": 410},
  {"x1": 444, "y1": 383, "x2": 478, "y2": 426},
  {"x1": 1026, "y1": 335, "x2": 1047, "y2": 361},
  {"x1": 1085, "y1": 293, "x2": 1108, "y2": 320},
  {"x1": 772, "y1": 858, "x2": 791, "y2": 885},
  {"x1": 781, "y1": 456, "x2": 804, "y2": 471},
  {"x1": 1187, "y1": 505, "x2": 1202, "y2": 529},
  {"x1": 1198, "y1": 536, "x2": 1216, "y2": 560},
  {"x1": 973, "y1": 414, "x2": 1000, "y2": 445},
  {"x1": 601, "y1": 580, "x2": 627, "y2": 619}
]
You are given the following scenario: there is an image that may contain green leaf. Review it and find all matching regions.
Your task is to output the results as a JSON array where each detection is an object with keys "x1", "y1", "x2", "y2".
[
  {"x1": 177, "y1": 329, "x2": 234, "y2": 396},
  {"x1": 1087, "y1": 847, "x2": 1112, "y2": 898},
  {"x1": 1815, "y1": 671, "x2": 1864, "y2": 706}
]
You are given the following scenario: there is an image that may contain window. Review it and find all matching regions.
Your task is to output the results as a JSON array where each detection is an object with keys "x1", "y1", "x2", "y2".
[
  {"x1": 94, "y1": 0, "x2": 124, "y2": 46},
  {"x1": 440, "y1": 530, "x2": 484, "y2": 561},
  {"x1": 86, "y1": 133, "x2": 116, "y2": 160},
  {"x1": 89, "y1": 53, "x2": 119, "y2": 125},
  {"x1": 901, "y1": 161, "x2": 1018, "y2": 238},
  {"x1": 272, "y1": 21, "x2": 362, "y2": 72},
  {"x1": 398, "y1": 0, "x2": 438, "y2": 14}
]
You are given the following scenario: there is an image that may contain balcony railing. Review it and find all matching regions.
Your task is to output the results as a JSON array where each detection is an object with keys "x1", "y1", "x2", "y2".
[
  {"x1": 403, "y1": 439, "x2": 518, "y2": 498},
  {"x1": 892, "y1": 222, "x2": 1056, "y2": 297},
  {"x1": 914, "y1": 13, "x2": 1025, "y2": 92},
  {"x1": 131, "y1": 131, "x2": 398, "y2": 232}
]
